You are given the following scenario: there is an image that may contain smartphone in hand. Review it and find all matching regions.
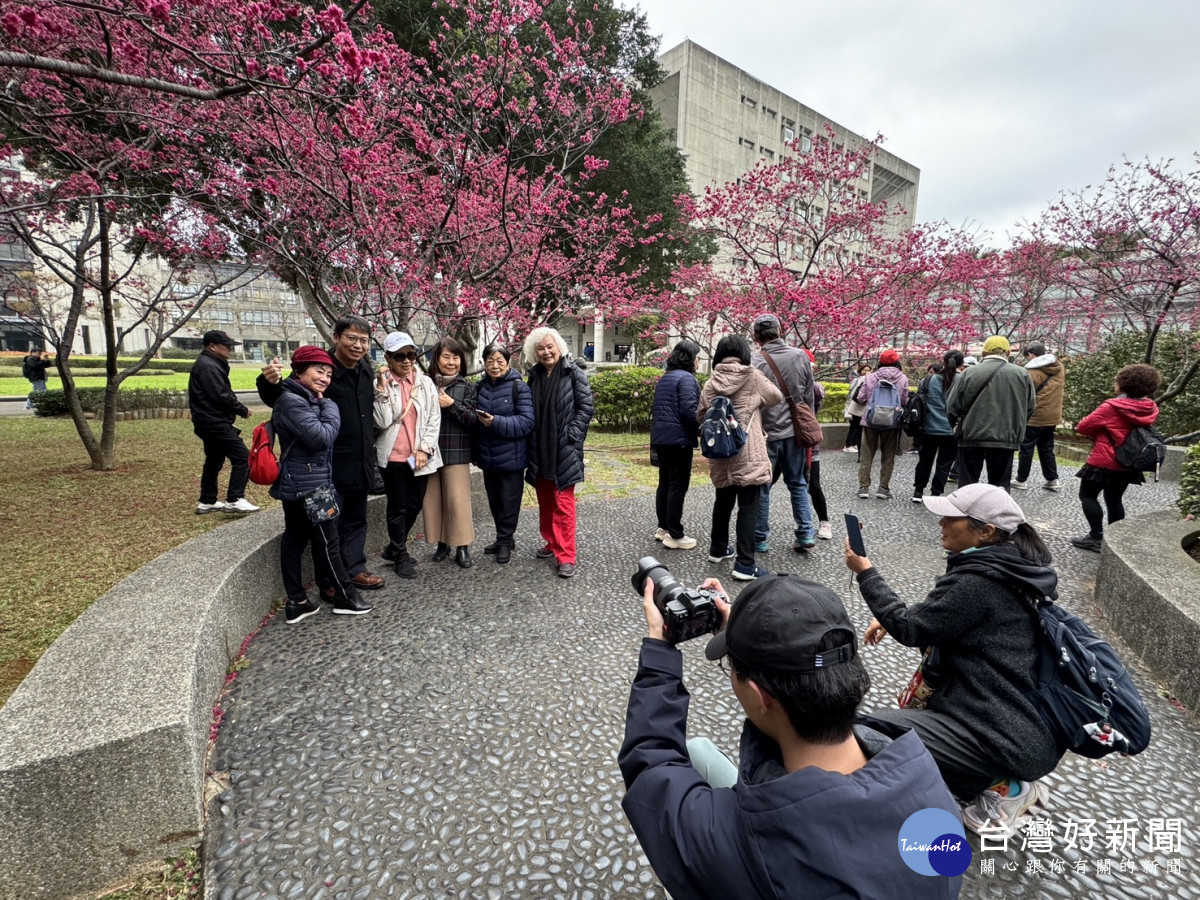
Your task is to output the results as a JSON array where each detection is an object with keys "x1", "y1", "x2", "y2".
[{"x1": 844, "y1": 512, "x2": 866, "y2": 556}]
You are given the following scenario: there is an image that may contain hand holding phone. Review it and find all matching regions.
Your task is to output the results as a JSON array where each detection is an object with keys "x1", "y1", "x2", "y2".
[{"x1": 844, "y1": 511, "x2": 866, "y2": 557}]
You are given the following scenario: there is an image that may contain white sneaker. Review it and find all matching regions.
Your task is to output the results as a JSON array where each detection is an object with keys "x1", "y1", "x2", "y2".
[
  {"x1": 1043, "y1": 480, "x2": 1060, "y2": 492},
  {"x1": 224, "y1": 497, "x2": 261, "y2": 513},
  {"x1": 961, "y1": 780, "x2": 1046, "y2": 836},
  {"x1": 858, "y1": 490, "x2": 870, "y2": 499},
  {"x1": 816, "y1": 521, "x2": 832, "y2": 540},
  {"x1": 196, "y1": 501, "x2": 226, "y2": 515},
  {"x1": 654, "y1": 528, "x2": 667, "y2": 541},
  {"x1": 1011, "y1": 480, "x2": 1028, "y2": 490},
  {"x1": 662, "y1": 534, "x2": 698, "y2": 550}
]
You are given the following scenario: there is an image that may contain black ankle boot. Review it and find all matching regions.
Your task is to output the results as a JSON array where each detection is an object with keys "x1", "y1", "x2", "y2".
[
  {"x1": 456, "y1": 546, "x2": 472, "y2": 568},
  {"x1": 431, "y1": 542, "x2": 450, "y2": 562}
]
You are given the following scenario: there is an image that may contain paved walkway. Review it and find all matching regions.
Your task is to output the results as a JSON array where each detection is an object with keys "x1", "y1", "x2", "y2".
[{"x1": 210, "y1": 449, "x2": 1198, "y2": 899}]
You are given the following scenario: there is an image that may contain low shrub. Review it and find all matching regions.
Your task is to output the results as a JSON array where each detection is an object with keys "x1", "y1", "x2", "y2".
[
  {"x1": 1179, "y1": 445, "x2": 1200, "y2": 517},
  {"x1": 31, "y1": 388, "x2": 188, "y2": 417},
  {"x1": 0, "y1": 356, "x2": 200, "y2": 374},
  {"x1": 590, "y1": 366, "x2": 660, "y2": 431}
]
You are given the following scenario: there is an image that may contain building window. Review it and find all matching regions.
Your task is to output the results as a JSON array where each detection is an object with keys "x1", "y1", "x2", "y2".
[
  {"x1": 760, "y1": 147, "x2": 775, "y2": 160},
  {"x1": 740, "y1": 94, "x2": 757, "y2": 109},
  {"x1": 782, "y1": 124, "x2": 795, "y2": 143},
  {"x1": 762, "y1": 106, "x2": 777, "y2": 119},
  {"x1": 738, "y1": 136, "x2": 756, "y2": 149}
]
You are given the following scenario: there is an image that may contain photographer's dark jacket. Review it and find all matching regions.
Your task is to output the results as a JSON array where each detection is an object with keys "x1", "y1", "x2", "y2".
[
  {"x1": 269, "y1": 377, "x2": 340, "y2": 501},
  {"x1": 619, "y1": 639, "x2": 962, "y2": 900},
  {"x1": 258, "y1": 353, "x2": 376, "y2": 492},
  {"x1": 475, "y1": 368, "x2": 535, "y2": 471},
  {"x1": 189, "y1": 349, "x2": 248, "y2": 432}
]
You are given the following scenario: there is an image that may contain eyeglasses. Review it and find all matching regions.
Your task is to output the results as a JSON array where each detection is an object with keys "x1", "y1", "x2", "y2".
[
  {"x1": 390, "y1": 351, "x2": 417, "y2": 361},
  {"x1": 716, "y1": 657, "x2": 733, "y2": 677},
  {"x1": 338, "y1": 334, "x2": 370, "y2": 346}
]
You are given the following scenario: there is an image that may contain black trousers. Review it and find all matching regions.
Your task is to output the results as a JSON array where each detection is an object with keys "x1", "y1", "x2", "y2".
[
  {"x1": 1079, "y1": 478, "x2": 1130, "y2": 537},
  {"x1": 711, "y1": 483, "x2": 760, "y2": 567},
  {"x1": 914, "y1": 434, "x2": 957, "y2": 496},
  {"x1": 382, "y1": 461, "x2": 429, "y2": 559},
  {"x1": 805, "y1": 458, "x2": 828, "y2": 522},
  {"x1": 653, "y1": 444, "x2": 694, "y2": 539},
  {"x1": 1017, "y1": 425, "x2": 1059, "y2": 482},
  {"x1": 845, "y1": 415, "x2": 863, "y2": 449},
  {"x1": 483, "y1": 468, "x2": 525, "y2": 548},
  {"x1": 280, "y1": 499, "x2": 358, "y2": 605},
  {"x1": 336, "y1": 488, "x2": 370, "y2": 577},
  {"x1": 196, "y1": 424, "x2": 249, "y2": 503},
  {"x1": 956, "y1": 446, "x2": 1015, "y2": 492}
]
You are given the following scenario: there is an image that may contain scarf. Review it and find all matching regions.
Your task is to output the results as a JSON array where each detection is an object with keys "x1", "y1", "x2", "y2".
[{"x1": 532, "y1": 361, "x2": 564, "y2": 479}]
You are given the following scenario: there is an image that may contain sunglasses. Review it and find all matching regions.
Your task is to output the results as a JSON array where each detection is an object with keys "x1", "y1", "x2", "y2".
[{"x1": 390, "y1": 351, "x2": 417, "y2": 361}]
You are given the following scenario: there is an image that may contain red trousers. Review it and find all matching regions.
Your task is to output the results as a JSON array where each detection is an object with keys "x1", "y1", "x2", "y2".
[{"x1": 535, "y1": 478, "x2": 577, "y2": 564}]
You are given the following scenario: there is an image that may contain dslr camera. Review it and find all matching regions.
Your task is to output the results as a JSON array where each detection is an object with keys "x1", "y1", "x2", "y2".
[{"x1": 632, "y1": 556, "x2": 723, "y2": 645}]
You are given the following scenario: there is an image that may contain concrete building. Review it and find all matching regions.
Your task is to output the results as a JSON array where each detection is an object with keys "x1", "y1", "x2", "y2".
[{"x1": 649, "y1": 40, "x2": 921, "y2": 234}]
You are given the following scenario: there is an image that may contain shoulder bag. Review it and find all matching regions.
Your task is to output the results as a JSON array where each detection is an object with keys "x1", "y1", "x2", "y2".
[{"x1": 760, "y1": 348, "x2": 823, "y2": 448}]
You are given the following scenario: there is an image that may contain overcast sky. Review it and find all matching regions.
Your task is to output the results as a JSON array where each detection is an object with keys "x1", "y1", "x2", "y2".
[{"x1": 629, "y1": 0, "x2": 1200, "y2": 246}]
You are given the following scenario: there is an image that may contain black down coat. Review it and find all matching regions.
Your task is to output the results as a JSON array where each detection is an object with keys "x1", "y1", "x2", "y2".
[
  {"x1": 269, "y1": 377, "x2": 340, "y2": 501},
  {"x1": 525, "y1": 358, "x2": 594, "y2": 490}
]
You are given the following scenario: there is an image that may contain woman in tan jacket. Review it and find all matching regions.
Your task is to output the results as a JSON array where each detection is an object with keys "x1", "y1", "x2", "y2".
[{"x1": 698, "y1": 334, "x2": 783, "y2": 580}]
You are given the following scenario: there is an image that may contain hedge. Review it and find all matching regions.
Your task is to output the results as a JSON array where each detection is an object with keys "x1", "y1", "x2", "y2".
[
  {"x1": 31, "y1": 388, "x2": 188, "y2": 417},
  {"x1": 0, "y1": 356, "x2": 199, "y2": 374}
]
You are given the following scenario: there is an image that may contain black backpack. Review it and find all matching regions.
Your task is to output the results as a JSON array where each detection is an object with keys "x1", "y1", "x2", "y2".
[
  {"x1": 902, "y1": 376, "x2": 929, "y2": 437},
  {"x1": 699, "y1": 396, "x2": 747, "y2": 460},
  {"x1": 1113, "y1": 425, "x2": 1167, "y2": 478},
  {"x1": 1024, "y1": 595, "x2": 1152, "y2": 759}
]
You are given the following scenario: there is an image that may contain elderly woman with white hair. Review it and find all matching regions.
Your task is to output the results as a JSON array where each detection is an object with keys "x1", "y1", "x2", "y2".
[{"x1": 523, "y1": 326, "x2": 594, "y2": 578}]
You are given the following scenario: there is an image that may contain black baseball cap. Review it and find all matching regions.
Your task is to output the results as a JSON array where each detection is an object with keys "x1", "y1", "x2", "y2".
[
  {"x1": 203, "y1": 330, "x2": 240, "y2": 347},
  {"x1": 705, "y1": 575, "x2": 856, "y2": 673}
]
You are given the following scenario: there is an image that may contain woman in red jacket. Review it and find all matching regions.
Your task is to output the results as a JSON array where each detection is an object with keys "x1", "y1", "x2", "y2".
[{"x1": 1071, "y1": 364, "x2": 1162, "y2": 552}]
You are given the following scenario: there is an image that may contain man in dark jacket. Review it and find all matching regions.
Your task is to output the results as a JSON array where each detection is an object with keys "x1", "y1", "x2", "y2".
[
  {"x1": 22, "y1": 347, "x2": 52, "y2": 410},
  {"x1": 258, "y1": 315, "x2": 384, "y2": 591},
  {"x1": 188, "y1": 330, "x2": 259, "y2": 514},
  {"x1": 620, "y1": 574, "x2": 963, "y2": 900}
]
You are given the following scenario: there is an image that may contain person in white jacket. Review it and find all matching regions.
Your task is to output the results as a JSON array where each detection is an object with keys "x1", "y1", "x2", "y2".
[{"x1": 373, "y1": 331, "x2": 443, "y2": 578}]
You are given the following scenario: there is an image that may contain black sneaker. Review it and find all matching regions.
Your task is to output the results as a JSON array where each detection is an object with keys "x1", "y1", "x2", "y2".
[
  {"x1": 333, "y1": 594, "x2": 374, "y2": 615},
  {"x1": 1070, "y1": 534, "x2": 1103, "y2": 553},
  {"x1": 394, "y1": 555, "x2": 417, "y2": 579},
  {"x1": 285, "y1": 599, "x2": 320, "y2": 624},
  {"x1": 495, "y1": 544, "x2": 512, "y2": 565},
  {"x1": 381, "y1": 543, "x2": 400, "y2": 562}
]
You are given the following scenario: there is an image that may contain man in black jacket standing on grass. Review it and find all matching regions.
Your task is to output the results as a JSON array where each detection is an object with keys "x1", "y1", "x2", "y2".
[
  {"x1": 188, "y1": 330, "x2": 260, "y2": 515},
  {"x1": 258, "y1": 314, "x2": 385, "y2": 592}
]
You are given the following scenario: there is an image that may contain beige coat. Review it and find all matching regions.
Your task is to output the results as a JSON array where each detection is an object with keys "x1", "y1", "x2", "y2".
[{"x1": 698, "y1": 361, "x2": 783, "y2": 488}]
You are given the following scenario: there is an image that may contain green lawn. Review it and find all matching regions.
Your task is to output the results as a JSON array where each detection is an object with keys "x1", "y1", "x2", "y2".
[
  {"x1": 0, "y1": 418, "x2": 663, "y2": 708},
  {"x1": 0, "y1": 367, "x2": 266, "y2": 396}
]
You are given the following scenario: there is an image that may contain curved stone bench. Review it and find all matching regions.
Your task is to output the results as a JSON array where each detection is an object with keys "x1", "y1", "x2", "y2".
[
  {"x1": 1095, "y1": 511, "x2": 1200, "y2": 711},
  {"x1": 0, "y1": 501, "x2": 386, "y2": 900}
]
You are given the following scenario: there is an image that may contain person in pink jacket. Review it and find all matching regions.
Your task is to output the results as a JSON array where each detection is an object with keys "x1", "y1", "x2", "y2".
[
  {"x1": 698, "y1": 334, "x2": 783, "y2": 581},
  {"x1": 1070, "y1": 364, "x2": 1162, "y2": 552}
]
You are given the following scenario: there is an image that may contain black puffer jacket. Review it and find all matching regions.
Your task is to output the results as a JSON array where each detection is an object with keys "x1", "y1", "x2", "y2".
[
  {"x1": 476, "y1": 368, "x2": 535, "y2": 471},
  {"x1": 856, "y1": 544, "x2": 1062, "y2": 782},
  {"x1": 270, "y1": 378, "x2": 340, "y2": 501},
  {"x1": 525, "y1": 358, "x2": 594, "y2": 490},
  {"x1": 258, "y1": 353, "x2": 377, "y2": 492},
  {"x1": 189, "y1": 350, "x2": 248, "y2": 431}
]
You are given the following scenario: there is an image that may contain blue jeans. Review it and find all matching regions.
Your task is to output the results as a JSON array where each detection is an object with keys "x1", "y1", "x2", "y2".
[
  {"x1": 24, "y1": 379, "x2": 46, "y2": 409},
  {"x1": 756, "y1": 438, "x2": 812, "y2": 542}
]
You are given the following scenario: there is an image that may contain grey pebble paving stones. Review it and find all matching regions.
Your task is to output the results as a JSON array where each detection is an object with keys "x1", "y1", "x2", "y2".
[{"x1": 210, "y1": 449, "x2": 1199, "y2": 899}]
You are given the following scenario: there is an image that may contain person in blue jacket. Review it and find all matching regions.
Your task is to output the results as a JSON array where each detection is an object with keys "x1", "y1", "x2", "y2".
[
  {"x1": 619, "y1": 573, "x2": 962, "y2": 900},
  {"x1": 650, "y1": 340, "x2": 702, "y2": 550},
  {"x1": 271, "y1": 346, "x2": 372, "y2": 623},
  {"x1": 475, "y1": 342, "x2": 535, "y2": 565}
]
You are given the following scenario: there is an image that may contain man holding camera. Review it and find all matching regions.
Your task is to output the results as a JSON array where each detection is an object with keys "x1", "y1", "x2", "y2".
[{"x1": 619, "y1": 572, "x2": 962, "y2": 899}]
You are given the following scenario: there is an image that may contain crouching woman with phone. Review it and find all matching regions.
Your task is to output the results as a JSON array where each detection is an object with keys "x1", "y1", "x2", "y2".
[{"x1": 374, "y1": 331, "x2": 442, "y2": 579}]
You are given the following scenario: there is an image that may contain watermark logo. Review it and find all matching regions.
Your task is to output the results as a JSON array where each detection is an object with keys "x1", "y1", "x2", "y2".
[{"x1": 898, "y1": 808, "x2": 973, "y2": 877}]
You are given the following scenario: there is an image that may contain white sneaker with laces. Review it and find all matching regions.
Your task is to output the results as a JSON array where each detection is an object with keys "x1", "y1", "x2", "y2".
[
  {"x1": 962, "y1": 780, "x2": 1045, "y2": 836},
  {"x1": 1043, "y1": 479, "x2": 1060, "y2": 492},
  {"x1": 196, "y1": 501, "x2": 226, "y2": 515},
  {"x1": 654, "y1": 527, "x2": 667, "y2": 541},
  {"x1": 816, "y1": 521, "x2": 832, "y2": 540},
  {"x1": 225, "y1": 497, "x2": 261, "y2": 513},
  {"x1": 1011, "y1": 480, "x2": 1028, "y2": 490},
  {"x1": 662, "y1": 534, "x2": 698, "y2": 550}
]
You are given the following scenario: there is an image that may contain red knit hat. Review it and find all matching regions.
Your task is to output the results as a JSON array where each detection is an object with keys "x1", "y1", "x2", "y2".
[
  {"x1": 292, "y1": 345, "x2": 334, "y2": 367},
  {"x1": 879, "y1": 349, "x2": 900, "y2": 366}
]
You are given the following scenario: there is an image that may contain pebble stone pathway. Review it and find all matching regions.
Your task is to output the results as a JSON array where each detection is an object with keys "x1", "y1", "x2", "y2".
[{"x1": 210, "y1": 448, "x2": 1199, "y2": 899}]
